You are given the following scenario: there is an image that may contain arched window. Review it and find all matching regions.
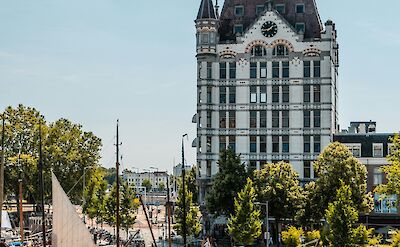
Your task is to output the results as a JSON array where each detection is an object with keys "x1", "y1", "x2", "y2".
[
  {"x1": 251, "y1": 45, "x2": 267, "y2": 57},
  {"x1": 273, "y1": 44, "x2": 289, "y2": 56}
]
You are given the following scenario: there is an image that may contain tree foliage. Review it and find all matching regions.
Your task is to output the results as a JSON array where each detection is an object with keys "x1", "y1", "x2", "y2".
[
  {"x1": 206, "y1": 149, "x2": 247, "y2": 216},
  {"x1": 253, "y1": 162, "x2": 304, "y2": 222},
  {"x1": 376, "y1": 134, "x2": 400, "y2": 196},
  {"x1": 390, "y1": 231, "x2": 400, "y2": 247},
  {"x1": 227, "y1": 178, "x2": 261, "y2": 247},
  {"x1": 187, "y1": 166, "x2": 199, "y2": 203},
  {"x1": 325, "y1": 184, "x2": 358, "y2": 247},
  {"x1": 158, "y1": 182, "x2": 166, "y2": 191},
  {"x1": 281, "y1": 226, "x2": 303, "y2": 247},
  {"x1": 312, "y1": 142, "x2": 372, "y2": 221},
  {"x1": 1, "y1": 105, "x2": 102, "y2": 204},
  {"x1": 120, "y1": 182, "x2": 139, "y2": 236},
  {"x1": 174, "y1": 178, "x2": 201, "y2": 237},
  {"x1": 253, "y1": 162, "x2": 304, "y2": 245},
  {"x1": 142, "y1": 179, "x2": 152, "y2": 192},
  {"x1": 83, "y1": 167, "x2": 108, "y2": 225}
]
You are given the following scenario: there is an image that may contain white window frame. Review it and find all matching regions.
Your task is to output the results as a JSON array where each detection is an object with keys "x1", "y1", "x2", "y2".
[
  {"x1": 256, "y1": 5, "x2": 265, "y2": 15},
  {"x1": 373, "y1": 167, "x2": 383, "y2": 186},
  {"x1": 233, "y1": 24, "x2": 244, "y2": 35},
  {"x1": 295, "y1": 4, "x2": 305, "y2": 13},
  {"x1": 295, "y1": 23, "x2": 306, "y2": 34},
  {"x1": 234, "y1": 5, "x2": 244, "y2": 16},
  {"x1": 373, "y1": 143, "x2": 384, "y2": 158},
  {"x1": 345, "y1": 143, "x2": 362, "y2": 157},
  {"x1": 275, "y1": 4, "x2": 285, "y2": 14}
]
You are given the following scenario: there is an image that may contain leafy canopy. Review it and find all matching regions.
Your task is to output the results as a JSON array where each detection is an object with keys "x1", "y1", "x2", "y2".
[
  {"x1": 174, "y1": 177, "x2": 201, "y2": 237},
  {"x1": 206, "y1": 149, "x2": 247, "y2": 216},
  {"x1": 227, "y1": 178, "x2": 261, "y2": 246},
  {"x1": 312, "y1": 142, "x2": 372, "y2": 221}
]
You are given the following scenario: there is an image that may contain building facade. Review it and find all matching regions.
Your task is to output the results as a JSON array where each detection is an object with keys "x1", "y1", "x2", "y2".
[
  {"x1": 122, "y1": 170, "x2": 169, "y2": 192},
  {"x1": 334, "y1": 122, "x2": 399, "y2": 228},
  {"x1": 194, "y1": 0, "x2": 339, "y2": 201}
]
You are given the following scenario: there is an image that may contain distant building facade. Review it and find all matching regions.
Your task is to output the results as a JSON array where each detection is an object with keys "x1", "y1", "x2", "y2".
[
  {"x1": 334, "y1": 122, "x2": 399, "y2": 227},
  {"x1": 194, "y1": 0, "x2": 339, "y2": 201},
  {"x1": 122, "y1": 170, "x2": 169, "y2": 191}
]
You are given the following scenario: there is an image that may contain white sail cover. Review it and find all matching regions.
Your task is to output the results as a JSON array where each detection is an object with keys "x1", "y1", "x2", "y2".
[
  {"x1": 1, "y1": 211, "x2": 12, "y2": 229},
  {"x1": 52, "y1": 172, "x2": 96, "y2": 247}
]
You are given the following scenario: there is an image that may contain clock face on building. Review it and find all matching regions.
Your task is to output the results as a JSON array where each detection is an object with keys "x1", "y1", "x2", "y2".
[{"x1": 261, "y1": 21, "x2": 278, "y2": 37}]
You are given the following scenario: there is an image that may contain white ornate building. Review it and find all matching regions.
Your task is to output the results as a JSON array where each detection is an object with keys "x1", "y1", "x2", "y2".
[{"x1": 194, "y1": 0, "x2": 339, "y2": 201}]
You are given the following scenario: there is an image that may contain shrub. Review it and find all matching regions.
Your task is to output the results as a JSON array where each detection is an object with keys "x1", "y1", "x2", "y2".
[
  {"x1": 282, "y1": 226, "x2": 303, "y2": 247},
  {"x1": 305, "y1": 230, "x2": 320, "y2": 242},
  {"x1": 391, "y1": 231, "x2": 400, "y2": 247}
]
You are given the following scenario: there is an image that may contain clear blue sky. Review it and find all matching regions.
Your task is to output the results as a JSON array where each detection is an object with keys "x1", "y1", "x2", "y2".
[{"x1": 0, "y1": 0, "x2": 399, "y2": 172}]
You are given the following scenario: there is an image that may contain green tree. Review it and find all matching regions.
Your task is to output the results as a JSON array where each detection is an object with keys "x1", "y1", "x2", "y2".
[
  {"x1": 104, "y1": 183, "x2": 117, "y2": 226},
  {"x1": 83, "y1": 167, "x2": 108, "y2": 226},
  {"x1": 0, "y1": 105, "x2": 102, "y2": 204},
  {"x1": 45, "y1": 118, "x2": 102, "y2": 203},
  {"x1": 142, "y1": 179, "x2": 152, "y2": 192},
  {"x1": 227, "y1": 178, "x2": 262, "y2": 247},
  {"x1": 305, "y1": 230, "x2": 320, "y2": 243},
  {"x1": 390, "y1": 230, "x2": 400, "y2": 247},
  {"x1": 325, "y1": 183, "x2": 358, "y2": 247},
  {"x1": 206, "y1": 149, "x2": 248, "y2": 216},
  {"x1": 158, "y1": 182, "x2": 166, "y2": 191},
  {"x1": 120, "y1": 182, "x2": 139, "y2": 237},
  {"x1": 93, "y1": 176, "x2": 108, "y2": 228},
  {"x1": 253, "y1": 162, "x2": 304, "y2": 244},
  {"x1": 187, "y1": 167, "x2": 199, "y2": 203},
  {"x1": 313, "y1": 142, "x2": 372, "y2": 221},
  {"x1": 352, "y1": 225, "x2": 381, "y2": 246},
  {"x1": 376, "y1": 134, "x2": 400, "y2": 197},
  {"x1": 281, "y1": 226, "x2": 303, "y2": 247},
  {"x1": 174, "y1": 179, "x2": 201, "y2": 237},
  {"x1": 2, "y1": 105, "x2": 45, "y2": 202},
  {"x1": 297, "y1": 181, "x2": 321, "y2": 228},
  {"x1": 102, "y1": 167, "x2": 116, "y2": 186}
]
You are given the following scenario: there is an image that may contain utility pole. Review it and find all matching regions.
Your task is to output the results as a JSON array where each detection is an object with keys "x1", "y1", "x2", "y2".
[
  {"x1": 19, "y1": 179, "x2": 23, "y2": 243},
  {"x1": 0, "y1": 116, "x2": 5, "y2": 240},
  {"x1": 181, "y1": 134, "x2": 188, "y2": 247},
  {"x1": 39, "y1": 123, "x2": 46, "y2": 247},
  {"x1": 115, "y1": 120, "x2": 121, "y2": 247},
  {"x1": 166, "y1": 177, "x2": 172, "y2": 247}
]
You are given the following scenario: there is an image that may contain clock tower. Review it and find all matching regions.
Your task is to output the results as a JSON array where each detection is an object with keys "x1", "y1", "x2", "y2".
[{"x1": 194, "y1": 0, "x2": 339, "y2": 203}]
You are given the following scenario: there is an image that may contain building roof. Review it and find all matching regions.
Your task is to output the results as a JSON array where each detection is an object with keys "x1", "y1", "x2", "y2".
[
  {"x1": 218, "y1": 0, "x2": 323, "y2": 42},
  {"x1": 197, "y1": 0, "x2": 217, "y2": 20}
]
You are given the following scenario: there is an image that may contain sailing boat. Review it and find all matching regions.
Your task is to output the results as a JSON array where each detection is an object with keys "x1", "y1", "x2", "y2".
[{"x1": 52, "y1": 172, "x2": 96, "y2": 247}]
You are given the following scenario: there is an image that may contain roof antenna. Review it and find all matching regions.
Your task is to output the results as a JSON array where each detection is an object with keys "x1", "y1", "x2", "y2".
[{"x1": 215, "y1": 0, "x2": 220, "y2": 19}]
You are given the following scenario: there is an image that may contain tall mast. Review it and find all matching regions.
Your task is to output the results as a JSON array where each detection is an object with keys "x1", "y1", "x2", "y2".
[
  {"x1": 115, "y1": 120, "x2": 121, "y2": 247},
  {"x1": 0, "y1": 116, "x2": 5, "y2": 239},
  {"x1": 181, "y1": 134, "x2": 187, "y2": 246},
  {"x1": 166, "y1": 176, "x2": 172, "y2": 247},
  {"x1": 39, "y1": 123, "x2": 46, "y2": 247}
]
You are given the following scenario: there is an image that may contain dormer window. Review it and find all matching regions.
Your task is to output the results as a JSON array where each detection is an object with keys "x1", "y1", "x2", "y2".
[
  {"x1": 256, "y1": 5, "x2": 265, "y2": 15},
  {"x1": 235, "y1": 5, "x2": 245, "y2": 16},
  {"x1": 275, "y1": 4, "x2": 285, "y2": 14},
  {"x1": 251, "y1": 45, "x2": 267, "y2": 57},
  {"x1": 295, "y1": 23, "x2": 305, "y2": 34},
  {"x1": 296, "y1": 4, "x2": 305, "y2": 13},
  {"x1": 273, "y1": 45, "x2": 289, "y2": 56},
  {"x1": 234, "y1": 25, "x2": 243, "y2": 35}
]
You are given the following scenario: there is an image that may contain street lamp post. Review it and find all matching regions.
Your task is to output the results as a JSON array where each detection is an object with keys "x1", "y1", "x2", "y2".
[{"x1": 255, "y1": 201, "x2": 269, "y2": 247}]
